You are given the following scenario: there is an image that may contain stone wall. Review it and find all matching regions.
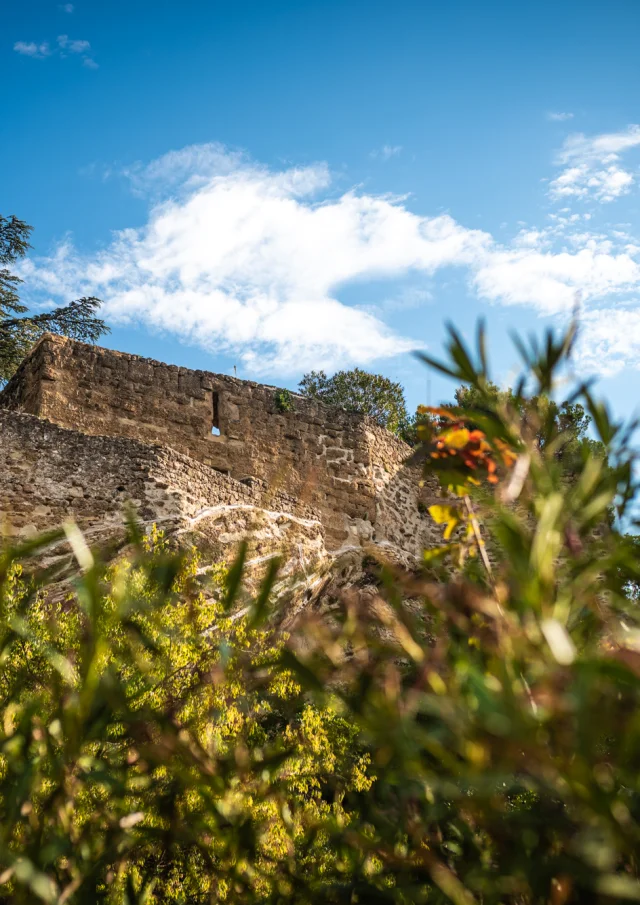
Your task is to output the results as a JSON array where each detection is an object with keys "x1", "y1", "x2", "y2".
[
  {"x1": 1, "y1": 335, "x2": 442, "y2": 557},
  {"x1": 0, "y1": 408, "x2": 256, "y2": 536},
  {"x1": 1, "y1": 336, "x2": 376, "y2": 547},
  {"x1": 0, "y1": 410, "x2": 327, "y2": 583},
  {"x1": 364, "y1": 423, "x2": 441, "y2": 561}
]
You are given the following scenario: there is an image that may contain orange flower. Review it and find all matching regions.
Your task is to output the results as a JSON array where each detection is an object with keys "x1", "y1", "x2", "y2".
[{"x1": 425, "y1": 420, "x2": 515, "y2": 488}]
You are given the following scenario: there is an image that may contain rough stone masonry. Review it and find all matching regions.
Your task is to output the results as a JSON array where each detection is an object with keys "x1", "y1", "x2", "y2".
[{"x1": 0, "y1": 334, "x2": 441, "y2": 565}]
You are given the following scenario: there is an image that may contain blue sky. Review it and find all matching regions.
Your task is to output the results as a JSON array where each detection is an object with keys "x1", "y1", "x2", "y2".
[{"x1": 3, "y1": 0, "x2": 640, "y2": 419}]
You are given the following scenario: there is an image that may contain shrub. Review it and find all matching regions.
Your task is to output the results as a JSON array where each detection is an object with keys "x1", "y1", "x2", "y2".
[
  {"x1": 0, "y1": 529, "x2": 373, "y2": 903},
  {"x1": 1, "y1": 319, "x2": 640, "y2": 903},
  {"x1": 274, "y1": 388, "x2": 293, "y2": 413}
]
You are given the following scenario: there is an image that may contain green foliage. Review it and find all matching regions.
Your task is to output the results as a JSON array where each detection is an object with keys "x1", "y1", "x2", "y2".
[
  {"x1": 401, "y1": 405, "x2": 442, "y2": 446},
  {"x1": 402, "y1": 381, "x2": 605, "y2": 466},
  {"x1": 0, "y1": 215, "x2": 109, "y2": 383},
  {"x1": 299, "y1": 367, "x2": 409, "y2": 436},
  {"x1": 453, "y1": 381, "x2": 607, "y2": 476},
  {"x1": 2, "y1": 319, "x2": 640, "y2": 903},
  {"x1": 0, "y1": 527, "x2": 372, "y2": 903},
  {"x1": 274, "y1": 388, "x2": 293, "y2": 413}
]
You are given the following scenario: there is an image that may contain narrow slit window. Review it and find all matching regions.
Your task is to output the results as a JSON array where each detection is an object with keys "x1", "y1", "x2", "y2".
[{"x1": 211, "y1": 392, "x2": 221, "y2": 436}]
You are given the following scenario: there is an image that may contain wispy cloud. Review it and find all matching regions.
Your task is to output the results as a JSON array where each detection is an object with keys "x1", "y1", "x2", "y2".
[
  {"x1": 559, "y1": 125, "x2": 640, "y2": 162},
  {"x1": 370, "y1": 145, "x2": 403, "y2": 161},
  {"x1": 577, "y1": 308, "x2": 640, "y2": 376},
  {"x1": 14, "y1": 33, "x2": 97, "y2": 68},
  {"x1": 547, "y1": 111, "x2": 574, "y2": 122},
  {"x1": 19, "y1": 143, "x2": 640, "y2": 378},
  {"x1": 473, "y1": 245, "x2": 639, "y2": 314},
  {"x1": 381, "y1": 286, "x2": 434, "y2": 313},
  {"x1": 14, "y1": 41, "x2": 50, "y2": 58},
  {"x1": 59, "y1": 3, "x2": 74, "y2": 11},
  {"x1": 122, "y1": 142, "x2": 248, "y2": 197},
  {"x1": 58, "y1": 34, "x2": 91, "y2": 53},
  {"x1": 57, "y1": 34, "x2": 97, "y2": 66},
  {"x1": 550, "y1": 124, "x2": 640, "y2": 203}
]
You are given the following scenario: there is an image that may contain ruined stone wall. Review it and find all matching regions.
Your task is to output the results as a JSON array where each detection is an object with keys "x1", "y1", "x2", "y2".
[
  {"x1": 0, "y1": 410, "x2": 327, "y2": 579},
  {"x1": 1, "y1": 337, "x2": 379, "y2": 548},
  {"x1": 364, "y1": 422, "x2": 442, "y2": 561},
  {"x1": 0, "y1": 408, "x2": 256, "y2": 537},
  {"x1": 1, "y1": 335, "x2": 443, "y2": 556}
]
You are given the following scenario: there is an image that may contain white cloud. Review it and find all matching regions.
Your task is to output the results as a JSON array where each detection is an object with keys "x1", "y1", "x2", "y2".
[
  {"x1": 14, "y1": 41, "x2": 50, "y2": 58},
  {"x1": 58, "y1": 34, "x2": 97, "y2": 65},
  {"x1": 558, "y1": 125, "x2": 640, "y2": 164},
  {"x1": 20, "y1": 143, "x2": 640, "y2": 378},
  {"x1": 14, "y1": 34, "x2": 96, "y2": 67},
  {"x1": 550, "y1": 163, "x2": 634, "y2": 202},
  {"x1": 21, "y1": 147, "x2": 493, "y2": 374},
  {"x1": 380, "y1": 286, "x2": 434, "y2": 313},
  {"x1": 123, "y1": 143, "x2": 260, "y2": 197},
  {"x1": 576, "y1": 308, "x2": 640, "y2": 377},
  {"x1": 548, "y1": 112, "x2": 574, "y2": 122},
  {"x1": 370, "y1": 145, "x2": 403, "y2": 161},
  {"x1": 58, "y1": 34, "x2": 91, "y2": 53},
  {"x1": 59, "y1": 3, "x2": 74, "y2": 11},
  {"x1": 550, "y1": 125, "x2": 640, "y2": 203},
  {"x1": 513, "y1": 228, "x2": 548, "y2": 248},
  {"x1": 474, "y1": 247, "x2": 640, "y2": 314}
]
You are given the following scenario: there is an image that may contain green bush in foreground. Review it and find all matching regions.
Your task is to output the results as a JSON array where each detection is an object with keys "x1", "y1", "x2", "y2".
[{"x1": 1, "y1": 320, "x2": 640, "y2": 904}]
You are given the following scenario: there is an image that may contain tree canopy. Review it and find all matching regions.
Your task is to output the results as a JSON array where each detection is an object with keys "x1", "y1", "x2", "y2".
[
  {"x1": 452, "y1": 381, "x2": 606, "y2": 475},
  {"x1": 0, "y1": 215, "x2": 109, "y2": 383},
  {"x1": 298, "y1": 368, "x2": 410, "y2": 435},
  {"x1": 298, "y1": 366, "x2": 603, "y2": 472}
]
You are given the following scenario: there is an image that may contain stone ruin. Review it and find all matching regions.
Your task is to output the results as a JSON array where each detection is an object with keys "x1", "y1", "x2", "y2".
[{"x1": 0, "y1": 334, "x2": 442, "y2": 581}]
